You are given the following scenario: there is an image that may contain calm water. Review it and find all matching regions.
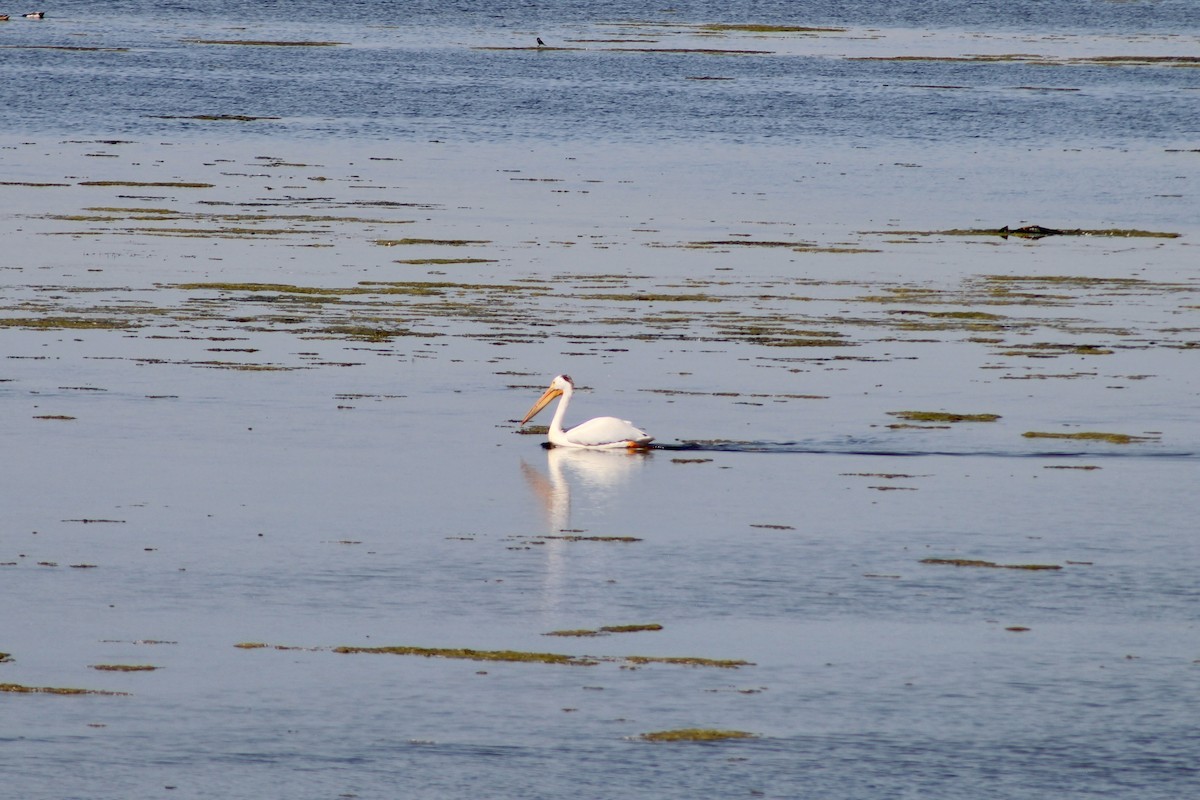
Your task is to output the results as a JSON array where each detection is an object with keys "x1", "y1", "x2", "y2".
[{"x1": 3, "y1": 2, "x2": 1199, "y2": 798}]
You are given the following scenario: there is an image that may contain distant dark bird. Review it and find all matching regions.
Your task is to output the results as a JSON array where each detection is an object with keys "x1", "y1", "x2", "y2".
[
  {"x1": 536, "y1": 37, "x2": 546, "y2": 47},
  {"x1": 24, "y1": 11, "x2": 45, "y2": 19}
]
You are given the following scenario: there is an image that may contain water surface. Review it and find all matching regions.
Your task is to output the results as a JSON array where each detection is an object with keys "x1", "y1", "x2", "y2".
[{"x1": 2, "y1": 2, "x2": 1199, "y2": 798}]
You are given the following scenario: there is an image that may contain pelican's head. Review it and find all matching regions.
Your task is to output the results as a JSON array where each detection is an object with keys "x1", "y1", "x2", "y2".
[{"x1": 520, "y1": 374, "x2": 574, "y2": 425}]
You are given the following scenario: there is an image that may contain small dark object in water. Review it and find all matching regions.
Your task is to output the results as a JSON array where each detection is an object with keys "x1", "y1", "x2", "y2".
[{"x1": 1001, "y1": 224, "x2": 1063, "y2": 239}]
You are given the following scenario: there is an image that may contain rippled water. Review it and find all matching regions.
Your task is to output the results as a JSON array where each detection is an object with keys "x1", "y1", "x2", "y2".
[{"x1": 3, "y1": 2, "x2": 1199, "y2": 799}]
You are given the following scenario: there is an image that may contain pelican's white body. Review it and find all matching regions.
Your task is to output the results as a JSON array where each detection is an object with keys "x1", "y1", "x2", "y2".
[{"x1": 519, "y1": 375, "x2": 653, "y2": 449}]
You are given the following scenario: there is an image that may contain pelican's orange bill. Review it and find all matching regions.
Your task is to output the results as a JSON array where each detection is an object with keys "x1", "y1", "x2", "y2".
[{"x1": 520, "y1": 386, "x2": 562, "y2": 425}]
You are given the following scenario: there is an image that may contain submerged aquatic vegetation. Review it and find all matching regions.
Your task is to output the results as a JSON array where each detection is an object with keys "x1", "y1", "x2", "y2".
[{"x1": 639, "y1": 728, "x2": 758, "y2": 742}]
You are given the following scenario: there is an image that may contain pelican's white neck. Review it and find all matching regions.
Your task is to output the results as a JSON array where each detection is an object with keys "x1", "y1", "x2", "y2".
[{"x1": 548, "y1": 380, "x2": 574, "y2": 439}]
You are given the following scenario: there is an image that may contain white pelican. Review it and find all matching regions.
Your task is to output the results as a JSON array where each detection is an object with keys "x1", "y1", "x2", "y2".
[{"x1": 519, "y1": 374, "x2": 653, "y2": 449}]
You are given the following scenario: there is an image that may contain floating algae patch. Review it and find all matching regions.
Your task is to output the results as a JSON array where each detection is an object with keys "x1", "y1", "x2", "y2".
[
  {"x1": 172, "y1": 281, "x2": 446, "y2": 297},
  {"x1": 535, "y1": 535, "x2": 643, "y2": 543},
  {"x1": 640, "y1": 729, "x2": 758, "y2": 742},
  {"x1": 516, "y1": 425, "x2": 550, "y2": 436},
  {"x1": 870, "y1": 225, "x2": 1180, "y2": 240},
  {"x1": 90, "y1": 664, "x2": 160, "y2": 672},
  {"x1": 999, "y1": 343, "x2": 1115, "y2": 357},
  {"x1": 640, "y1": 388, "x2": 828, "y2": 400},
  {"x1": 606, "y1": 47, "x2": 774, "y2": 55},
  {"x1": 393, "y1": 258, "x2": 498, "y2": 265},
  {"x1": 373, "y1": 238, "x2": 491, "y2": 247},
  {"x1": 888, "y1": 411, "x2": 1001, "y2": 423},
  {"x1": 244, "y1": 642, "x2": 747, "y2": 669},
  {"x1": 699, "y1": 23, "x2": 846, "y2": 34},
  {"x1": 545, "y1": 624, "x2": 662, "y2": 637},
  {"x1": 920, "y1": 558, "x2": 1063, "y2": 571},
  {"x1": 151, "y1": 114, "x2": 281, "y2": 122},
  {"x1": 895, "y1": 310, "x2": 1007, "y2": 321},
  {"x1": 686, "y1": 239, "x2": 809, "y2": 248},
  {"x1": 332, "y1": 645, "x2": 594, "y2": 666},
  {"x1": 233, "y1": 642, "x2": 321, "y2": 651},
  {"x1": 850, "y1": 54, "x2": 1200, "y2": 69},
  {"x1": 622, "y1": 656, "x2": 751, "y2": 668},
  {"x1": 1022, "y1": 431, "x2": 1158, "y2": 444},
  {"x1": 0, "y1": 45, "x2": 129, "y2": 52},
  {"x1": 576, "y1": 292, "x2": 724, "y2": 303},
  {"x1": 979, "y1": 275, "x2": 1190, "y2": 292},
  {"x1": 1074, "y1": 55, "x2": 1200, "y2": 68},
  {"x1": 1, "y1": 683, "x2": 130, "y2": 696},
  {"x1": 0, "y1": 317, "x2": 141, "y2": 330},
  {"x1": 78, "y1": 181, "x2": 213, "y2": 189},
  {"x1": 321, "y1": 325, "x2": 435, "y2": 341},
  {"x1": 183, "y1": 39, "x2": 343, "y2": 47},
  {"x1": 602, "y1": 624, "x2": 663, "y2": 634},
  {"x1": 121, "y1": 226, "x2": 315, "y2": 239}
]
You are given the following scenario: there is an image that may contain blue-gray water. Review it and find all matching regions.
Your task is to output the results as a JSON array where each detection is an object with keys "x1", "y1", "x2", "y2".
[{"x1": 2, "y1": 2, "x2": 1199, "y2": 799}]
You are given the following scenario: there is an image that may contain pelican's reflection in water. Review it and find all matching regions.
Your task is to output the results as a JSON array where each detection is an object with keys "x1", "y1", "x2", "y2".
[{"x1": 520, "y1": 447, "x2": 652, "y2": 613}]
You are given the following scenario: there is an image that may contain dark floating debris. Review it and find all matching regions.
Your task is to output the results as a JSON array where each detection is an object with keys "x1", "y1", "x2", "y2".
[
  {"x1": 183, "y1": 39, "x2": 343, "y2": 47},
  {"x1": 151, "y1": 114, "x2": 282, "y2": 122},
  {"x1": 871, "y1": 225, "x2": 1181, "y2": 240},
  {"x1": 921, "y1": 558, "x2": 1062, "y2": 571}
]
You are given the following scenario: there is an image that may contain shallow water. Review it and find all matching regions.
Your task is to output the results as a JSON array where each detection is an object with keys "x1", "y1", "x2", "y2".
[{"x1": 3, "y1": 2, "x2": 1200, "y2": 799}]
